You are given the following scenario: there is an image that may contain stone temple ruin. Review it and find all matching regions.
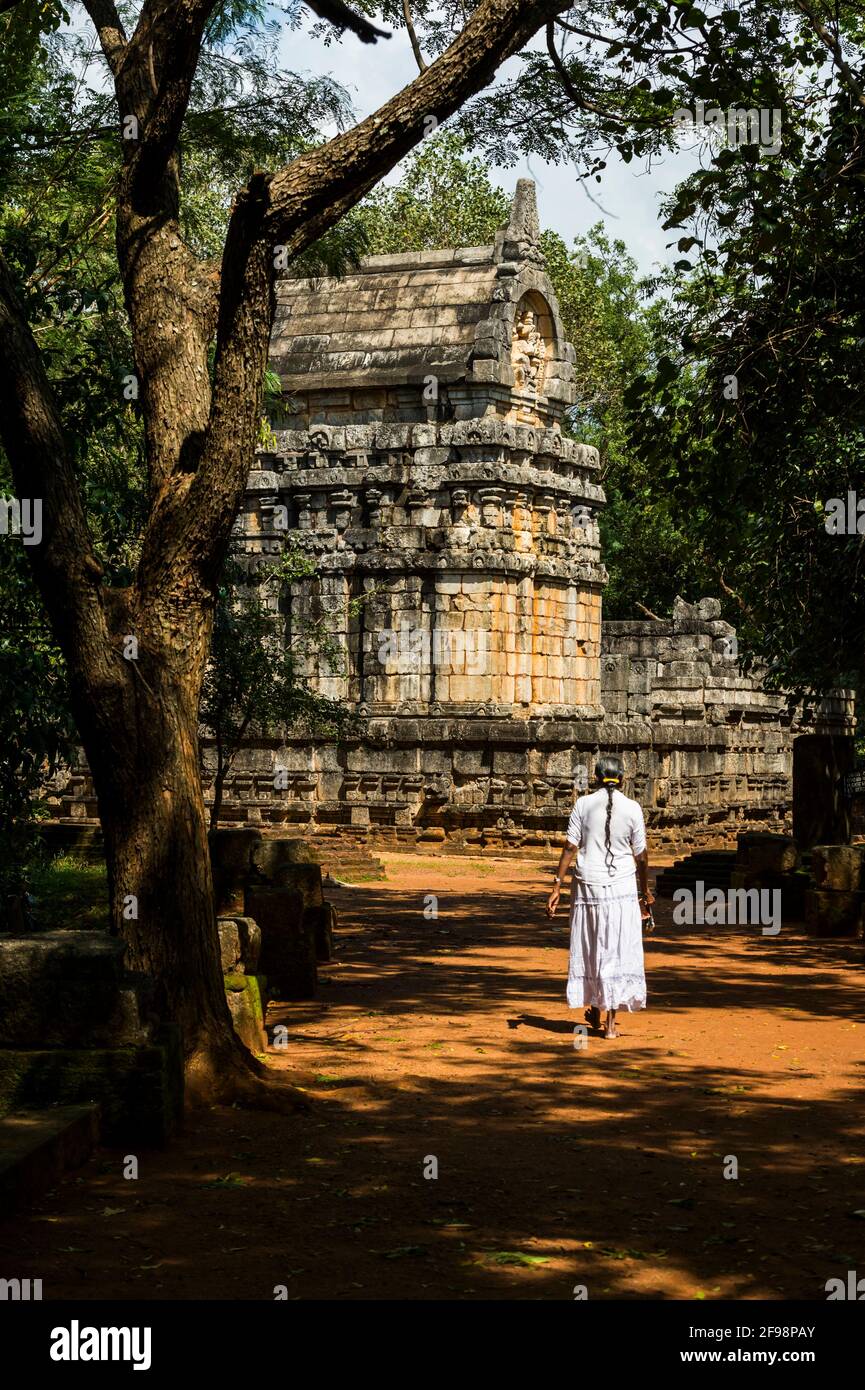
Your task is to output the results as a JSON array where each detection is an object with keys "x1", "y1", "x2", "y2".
[
  {"x1": 202, "y1": 180, "x2": 847, "y2": 854},
  {"x1": 50, "y1": 182, "x2": 852, "y2": 854}
]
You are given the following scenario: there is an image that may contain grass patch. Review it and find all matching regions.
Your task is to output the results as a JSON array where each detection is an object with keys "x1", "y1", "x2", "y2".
[
  {"x1": 29, "y1": 855, "x2": 109, "y2": 931},
  {"x1": 379, "y1": 854, "x2": 503, "y2": 878}
]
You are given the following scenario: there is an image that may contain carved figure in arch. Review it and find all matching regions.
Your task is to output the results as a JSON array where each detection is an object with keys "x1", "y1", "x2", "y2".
[{"x1": 511, "y1": 306, "x2": 547, "y2": 395}]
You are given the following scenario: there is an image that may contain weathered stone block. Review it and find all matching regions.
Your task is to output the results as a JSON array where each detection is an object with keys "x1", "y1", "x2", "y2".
[
  {"x1": 305, "y1": 902, "x2": 337, "y2": 961},
  {"x1": 453, "y1": 747, "x2": 489, "y2": 774},
  {"x1": 252, "y1": 837, "x2": 320, "y2": 890},
  {"x1": 804, "y1": 888, "x2": 864, "y2": 938},
  {"x1": 217, "y1": 916, "x2": 262, "y2": 974},
  {"x1": 246, "y1": 887, "x2": 317, "y2": 999},
  {"x1": 0, "y1": 1104, "x2": 100, "y2": 1212},
  {"x1": 225, "y1": 973, "x2": 268, "y2": 1052},
  {"x1": 728, "y1": 867, "x2": 806, "y2": 918},
  {"x1": 810, "y1": 844, "x2": 864, "y2": 893},
  {"x1": 0, "y1": 932, "x2": 153, "y2": 1049},
  {"x1": 0, "y1": 1025, "x2": 183, "y2": 1145},
  {"x1": 737, "y1": 832, "x2": 798, "y2": 874},
  {"x1": 273, "y1": 863, "x2": 325, "y2": 908},
  {"x1": 210, "y1": 827, "x2": 262, "y2": 914}
]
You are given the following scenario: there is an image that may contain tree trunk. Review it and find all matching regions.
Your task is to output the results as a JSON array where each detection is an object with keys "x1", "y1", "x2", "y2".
[
  {"x1": 93, "y1": 664, "x2": 240, "y2": 1090},
  {"x1": 75, "y1": 591, "x2": 302, "y2": 1108}
]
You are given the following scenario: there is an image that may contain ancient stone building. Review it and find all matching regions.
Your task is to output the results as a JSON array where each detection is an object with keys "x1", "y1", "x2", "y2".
[
  {"x1": 213, "y1": 181, "x2": 850, "y2": 853},
  {"x1": 46, "y1": 183, "x2": 853, "y2": 854}
]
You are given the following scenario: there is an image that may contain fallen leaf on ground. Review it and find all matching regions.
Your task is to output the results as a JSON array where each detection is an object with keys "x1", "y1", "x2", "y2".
[{"x1": 480, "y1": 1250, "x2": 550, "y2": 1267}]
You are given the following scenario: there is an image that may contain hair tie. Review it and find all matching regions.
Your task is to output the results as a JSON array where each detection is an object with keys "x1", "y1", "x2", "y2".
[{"x1": 602, "y1": 777, "x2": 620, "y2": 784}]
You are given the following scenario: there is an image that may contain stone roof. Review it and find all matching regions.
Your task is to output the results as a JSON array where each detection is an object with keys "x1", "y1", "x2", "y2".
[{"x1": 269, "y1": 181, "x2": 576, "y2": 406}]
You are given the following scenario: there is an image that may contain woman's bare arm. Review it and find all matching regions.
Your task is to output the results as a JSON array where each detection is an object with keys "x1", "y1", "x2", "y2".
[
  {"x1": 635, "y1": 848, "x2": 654, "y2": 918},
  {"x1": 546, "y1": 842, "x2": 577, "y2": 917}
]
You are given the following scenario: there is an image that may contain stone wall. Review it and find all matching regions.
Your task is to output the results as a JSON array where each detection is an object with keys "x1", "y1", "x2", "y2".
[
  {"x1": 186, "y1": 599, "x2": 849, "y2": 857},
  {"x1": 595, "y1": 598, "x2": 843, "y2": 851},
  {"x1": 244, "y1": 419, "x2": 605, "y2": 721},
  {"x1": 46, "y1": 597, "x2": 852, "y2": 858}
]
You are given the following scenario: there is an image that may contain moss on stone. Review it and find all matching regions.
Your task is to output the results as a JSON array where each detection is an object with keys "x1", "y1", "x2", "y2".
[{"x1": 0, "y1": 1025, "x2": 183, "y2": 1145}]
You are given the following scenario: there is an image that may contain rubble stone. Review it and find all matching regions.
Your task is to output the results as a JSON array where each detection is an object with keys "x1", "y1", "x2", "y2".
[{"x1": 810, "y1": 845, "x2": 864, "y2": 893}]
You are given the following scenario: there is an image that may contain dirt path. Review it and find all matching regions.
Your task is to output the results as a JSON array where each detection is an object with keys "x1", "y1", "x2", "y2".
[{"x1": 3, "y1": 853, "x2": 864, "y2": 1300}]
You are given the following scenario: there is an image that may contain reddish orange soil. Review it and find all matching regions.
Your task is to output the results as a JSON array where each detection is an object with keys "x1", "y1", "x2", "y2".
[{"x1": 2, "y1": 852, "x2": 864, "y2": 1300}]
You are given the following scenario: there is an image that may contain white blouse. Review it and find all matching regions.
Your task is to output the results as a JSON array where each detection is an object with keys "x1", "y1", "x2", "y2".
[{"x1": 565, "y1": 787, "x2": 647, "y2": 884}]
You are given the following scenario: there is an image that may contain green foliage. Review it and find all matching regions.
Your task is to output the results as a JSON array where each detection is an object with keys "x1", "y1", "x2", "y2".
[
  {"x1": 0, "y1": 531, "x2": 74, "y2": 907},
  {"x1": 362, "y1": 131, "x2": 512, "y2": 252},
  {"x1": 28, "y1": 854, "x2": 109, "y2": 931},
  {"x1": 539, "y1": 223, "x2": 709, "y2": 616},
  {"x1": 200, "y1": 546, "x2": 358, "y2": 827},
  {"x1": 455, "y1": 1, "x2": 828, "y2": 176},
  {"x1": 625, "y1": 39, "x2": 865, "y2": 694}
]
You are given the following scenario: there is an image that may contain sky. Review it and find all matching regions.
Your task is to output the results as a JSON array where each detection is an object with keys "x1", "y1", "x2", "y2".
[{"x1": 278, "y1": 14, "x2": 703, "y2": 277}]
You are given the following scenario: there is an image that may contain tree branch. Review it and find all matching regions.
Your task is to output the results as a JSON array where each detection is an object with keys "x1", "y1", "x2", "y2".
[
  {"x1": 90, "y1": 1, "x2": 223, "y2": 496},
  {"x1": 0, "y1": 252, "x2": 115, "y2": 690},
  {"x1": 794, "y1": 0, "x2": 865, "y2": 107},
  {"x1": 117, "y1": 1, "x2": 222, "y2": 195},
  {"x1": 80, "y1": 0, "x2": 127, "y2": 76},
  {"x1": 305, "y1": 0, "x2": 389, "y2": 44},
  {"x1": 636, "y1": 601, "x2": 662, "y2": 621},
  {"x1": 545, "y1": 20, "x2": 627, "y2": 124},
  {"x1": 402, "y1": 0, "x2": 428, "y2": 72}
]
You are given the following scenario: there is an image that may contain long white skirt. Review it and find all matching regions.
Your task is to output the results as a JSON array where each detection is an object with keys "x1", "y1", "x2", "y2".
[{"x1": 567, "y1": 876, "x2": 647, "y2": 1012}]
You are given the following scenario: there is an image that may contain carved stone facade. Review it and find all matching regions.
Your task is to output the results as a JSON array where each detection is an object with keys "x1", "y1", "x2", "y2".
[
  {"x1": 245, "y1": 421, "x2": 603, "y2": 718},
  {"x1": 597, "y1": 599, "x2": 833, "y2": 848},
  {"x1": 45, "y1": 183, "x2": 854, "y2": 853},
  {"x1": 205, "y1": 181, "x2": 848, "y2": 853}
]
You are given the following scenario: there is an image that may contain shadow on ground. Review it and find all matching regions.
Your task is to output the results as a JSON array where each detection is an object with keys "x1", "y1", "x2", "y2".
[{"x1": 1, "y1": 863, "x2": 862, "y2": 1300}]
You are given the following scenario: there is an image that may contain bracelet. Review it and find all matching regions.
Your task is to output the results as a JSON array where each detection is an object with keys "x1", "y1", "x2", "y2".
[{"x1": 553, "y1": 876, "x2": 562, "y2": 886}]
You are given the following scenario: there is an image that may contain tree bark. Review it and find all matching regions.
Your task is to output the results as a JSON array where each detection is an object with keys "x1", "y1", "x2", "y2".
[{"x1": 95, "y1": 647, "x2": 238, "y2": 1090}]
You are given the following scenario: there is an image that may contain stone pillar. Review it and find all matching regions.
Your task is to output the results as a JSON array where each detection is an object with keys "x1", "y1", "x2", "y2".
[
  {"x1": 209, "y1": 827, "x2": 262, "y2": 915},
  {"x1": 792, "y1": 733, "x2": 855, "y2": 848}
]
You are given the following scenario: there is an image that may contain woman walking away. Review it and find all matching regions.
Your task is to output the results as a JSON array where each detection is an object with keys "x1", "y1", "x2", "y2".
[{"x1": 546, "y1": 756, "x2": 653, "y2": 1039}]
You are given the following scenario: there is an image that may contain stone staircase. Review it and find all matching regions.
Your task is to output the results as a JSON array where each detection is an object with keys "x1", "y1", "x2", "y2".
[
  {"x1": 299, "y1": 841, "x2": 386, "y2": 883},
  {"x1": 0, "y1": 1105, "x2": 100, "y2": 1212},
  {"x1": 317, "y1": 851, "x2": 386, "y2": 883},
  {"x1": 655, "y1": 849, "x2": 737, "y2": 898}
]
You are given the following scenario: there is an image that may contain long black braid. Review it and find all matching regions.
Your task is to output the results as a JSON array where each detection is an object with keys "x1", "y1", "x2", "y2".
[
  {"x1": 604, "y1": 783, "x2": 616, "y2": 876},
  {"x1": 595, "y1": 755, "x2": 625, "y2": 877}
]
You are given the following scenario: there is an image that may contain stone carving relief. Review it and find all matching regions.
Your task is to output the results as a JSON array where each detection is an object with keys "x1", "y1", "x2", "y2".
[{"x1": 511, "y1": 305, "x2": 547, "y2": 396}]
